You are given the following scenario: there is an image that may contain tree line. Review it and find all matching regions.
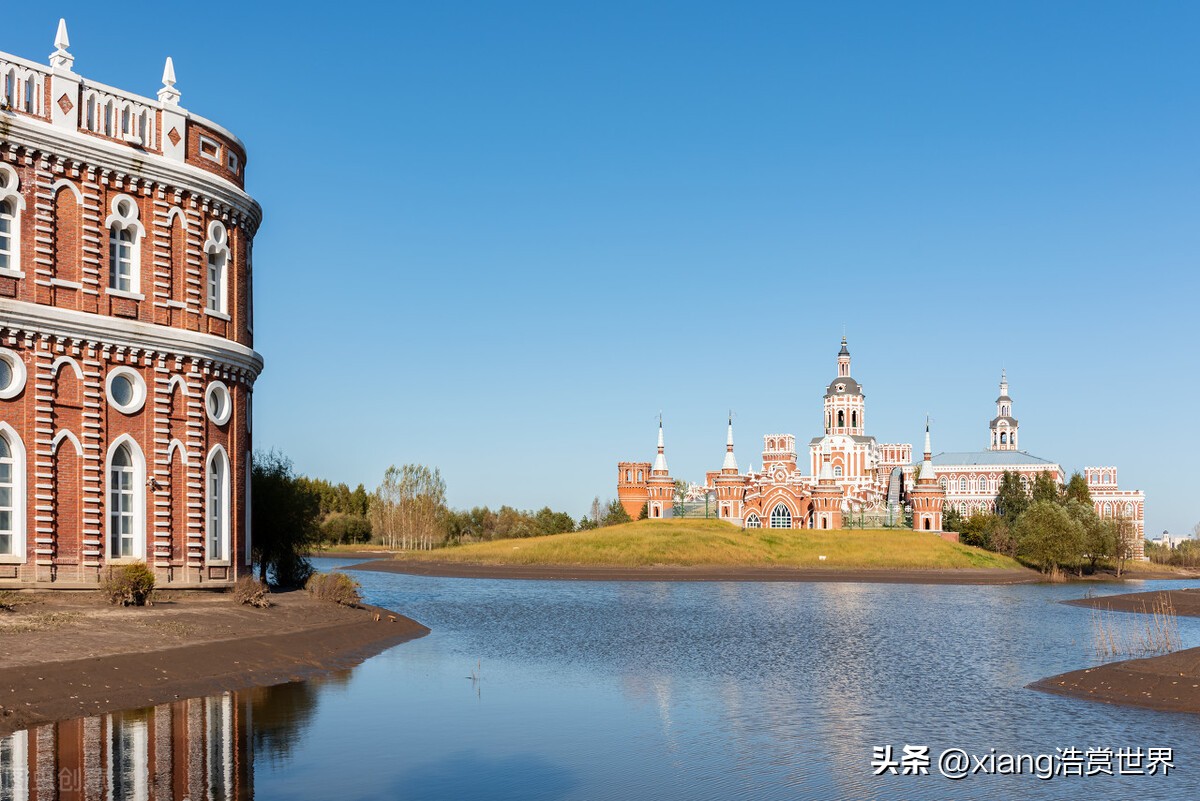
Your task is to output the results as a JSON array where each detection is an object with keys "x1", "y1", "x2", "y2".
[
  {"x1": 941, "y1": 470, "x2": 1139, "y2": 577},
  {"x1": 250, "y1": 449, "x2": 631, "y2": 584}
]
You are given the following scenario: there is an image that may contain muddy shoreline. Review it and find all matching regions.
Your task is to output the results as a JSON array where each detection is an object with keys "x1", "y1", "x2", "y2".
[
  {"x1": 1031, "y1": 587, "x2": 1200, "y2": 714},
  {"x1": 347, "y1": 559, "x2": 1042, "y2": 585},
  {"x1": 0, "y1": 590, "x2": 427, "y2": 735}
]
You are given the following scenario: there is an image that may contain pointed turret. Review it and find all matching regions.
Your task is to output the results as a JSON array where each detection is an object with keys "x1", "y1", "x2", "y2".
[
  {"x1": 158, "y1": 56, "x2": 181, "y2": 105},
  {"x1": 919, "y1": 418, "x2": 934, "y2": 482},
  {"x1": 721, "y1": 413, "x2": 738, "y2": 473},
  {"x1": 50, "y1": 18, "x2": 74, "y2": 70},
  {"x1": 652, "y1": 415, "x2": 668, "y2": 475},
  {"x1": 989, "y1": 369, "x2": 1018, "y2": 451},
  {"x1": 910, "y1": 418, "x2": 946, "y2": 532}
]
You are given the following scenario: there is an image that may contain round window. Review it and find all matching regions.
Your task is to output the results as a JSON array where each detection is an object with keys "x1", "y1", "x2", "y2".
[
  {"x1": 205, "y1": 381, "x2": 232, "y2": 426},
  {"x1": 110, "y1": 375, "x2": 134, "y2": 406},
  {"x1": 0, "y1": 349, "x2": 27, "y2": 400},
  {"x1": 105, "y1": 367, "x2": 146, "y2": 414}
]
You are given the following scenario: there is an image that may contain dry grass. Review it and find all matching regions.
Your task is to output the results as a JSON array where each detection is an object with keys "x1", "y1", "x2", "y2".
[
  {"x1": 0, "y1": 611, "x2": 81, "y2": 634},
  {"x1": 1092, "y1": 595, "x2": 1182, "y2": 658},
  {"x1": 392, "y1": 519, "x2": 1026, "y2": 570}
]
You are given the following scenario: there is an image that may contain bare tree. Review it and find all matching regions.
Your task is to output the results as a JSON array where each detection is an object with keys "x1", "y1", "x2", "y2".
[{"x1": 370, "y1": 464, "x2": 447, "y2": 550}]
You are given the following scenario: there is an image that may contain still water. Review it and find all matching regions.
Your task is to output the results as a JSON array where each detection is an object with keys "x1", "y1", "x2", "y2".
[{"x1": 5, "y1": 560, "x2": 1200, "y2": 800}]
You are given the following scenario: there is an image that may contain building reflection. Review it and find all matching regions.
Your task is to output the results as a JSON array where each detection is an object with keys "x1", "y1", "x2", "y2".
[{"x1": 0, "y1": 692, "x2": 251, "y2": 800}]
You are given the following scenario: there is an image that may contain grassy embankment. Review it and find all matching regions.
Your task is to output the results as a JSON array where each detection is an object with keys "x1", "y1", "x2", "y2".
[{"x1": 390, "y1": 518, "x2": 1025, "y2": 570}]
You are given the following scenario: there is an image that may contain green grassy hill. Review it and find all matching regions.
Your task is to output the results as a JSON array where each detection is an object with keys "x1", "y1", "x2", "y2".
[{"x1": 394, "y1": 518, "x2": 1025, "y2": 570}]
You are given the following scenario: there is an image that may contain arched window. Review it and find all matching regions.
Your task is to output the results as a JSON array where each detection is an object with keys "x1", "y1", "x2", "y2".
[
  {"x1": 0, "y1": 165, "x2": 24, "y2": 275},
  {"x1": 939, "y1": 477, "x2": 947, "y2": 491},
  {"x1": 851, "y1": 411, "x2": 858, "y2": 428},
  {"x1": 1020, "y1": 475, "x2": 1030, "y2": 493},
  {"x1": 0, "y1": 433, "x2": 16, "y2": 556},
  {"x1": 0, "y1": 199, "x2": 14, "y2": 272},
  {"x1": 959, "y1": 477, "x2": 967, "y2": 493},
  {"x1": 837, "y1": 411, "x2": 845, "y2": 428},
  {"x1": 1124, "y1": 502, "x2": 1134, "y2": 518},
  {"x1": 207, "y1": 447, "x2": 230, "y2": 562},
  {"x1": 637, "y1": 469, "x2": 643, "y2": 482},
  {"x1": 1002, "y1": 405, "x2": 1009, "y2": 416},
  {"x1": 106, "y1": 196, "x2": 143, "y2": 294},
  {"x1": 770, "y1": 503, "x2": 792, "y2": 529},
  {"x1": 205, "y1": 221, "x2": 230, "y2": 314},
  {"x1": 833, "y1": 465, "x2": 843, "y2": 477},
  {"x1": 1102, "y1": 502, "x2": 1112, "y2": 517},
  {"x1": 624, "y1": 470, "x2": 630, "y2": 482},
  {"x1": 924, "y1": 518, "x2": 931, "y2": 530},
  {"x1": 107, "y1": 438, "x2": 145, "y2": 559},
  {"x1": 1000, "y1": 432, "x2": 1007, "y2": 445},
  {"x1": 109, "y1": 445, "x2": 135, "y2": 557},
  {"x1": 745, "y1": 513, "x2": 761, "y2": 529}
]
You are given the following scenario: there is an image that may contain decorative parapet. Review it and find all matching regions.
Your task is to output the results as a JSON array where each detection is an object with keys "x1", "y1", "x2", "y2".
[{"x1": 1, "y1": 19, "x2": 245, "y2": 188}]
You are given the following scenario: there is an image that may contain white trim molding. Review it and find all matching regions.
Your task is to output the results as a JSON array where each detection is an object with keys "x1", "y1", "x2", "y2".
[
  {"x1": 0, "y1": 348, "x2": 28, "y2": 400},
  {"x1": 105, "y1": 366, "x2": 147, "y2": 415}
]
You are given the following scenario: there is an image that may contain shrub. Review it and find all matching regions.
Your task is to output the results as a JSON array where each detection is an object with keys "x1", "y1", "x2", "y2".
[
  {"x1": 101, "y1": 563, "x2": 156, "y2": 606},
  {"x1": 232, "y1": 575, "x2": 272, "y2": 608},
  {"x1": 304, "y1": 571, "x2": 362, "y2": 607}
]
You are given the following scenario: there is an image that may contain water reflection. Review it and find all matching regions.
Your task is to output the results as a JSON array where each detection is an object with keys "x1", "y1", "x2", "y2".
[
  {"x1": 1, "y1": 694, "x2": 250, "y2": 801},
  {"x1": 4, "y1": 571, "x2": 1200, "y2": 800}
]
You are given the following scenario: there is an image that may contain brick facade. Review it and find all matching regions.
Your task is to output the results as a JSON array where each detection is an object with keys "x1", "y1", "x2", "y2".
[{"x1": 0, "y1": 24, "x2": 261, "y2": 587}]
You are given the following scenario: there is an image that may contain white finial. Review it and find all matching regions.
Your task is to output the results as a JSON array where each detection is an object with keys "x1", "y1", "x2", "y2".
[
  {"x1": 722, "y1": 412, "x2": 738, "y2": 472},
  {"x1": 50, "y1": 18, "x2": 74, "y2": 70},
  {"x1": 158, "y1": 57, "x2": 181, "y2": 105},
  {"x1": 653, "y1": 416, "x2": 668, "y2": 474}
]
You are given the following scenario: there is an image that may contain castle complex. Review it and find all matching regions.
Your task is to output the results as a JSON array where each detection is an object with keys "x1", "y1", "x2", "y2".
[
  {"x1": 0, "y1": 22, "x2": 260, "y2": 587},
  {"x1": 618, "y1": 338, "x2": 1144, "y2": 552}
]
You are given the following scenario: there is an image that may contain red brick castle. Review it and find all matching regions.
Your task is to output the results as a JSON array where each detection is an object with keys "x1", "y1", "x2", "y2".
[{"x1": 0, "y1": 21, "x2": 261, "y2": 587}]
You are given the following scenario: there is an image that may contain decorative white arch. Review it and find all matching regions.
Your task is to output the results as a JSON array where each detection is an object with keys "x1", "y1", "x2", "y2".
[
  {"x1": 49, "y1": 178, "x2": 84, "y2": 204},
  {"x1": 50, "y1": 429, "x2": 83, "y2": 456},
  {"x1": 166, "y1": 374, "x2": 191, "y2": 397},
  {"x1": 50, "y1": 355, "x2": 85, "y2": 381},
  {"x1": 164, "y1": 206, "x2": 190, "y2": 231},
  {"x1": 104, "y1": 434, "x2": 147, "y2": 560},
  {"x1": 0, "y1": 422, "x2": 27, "y2": 562},
  {"x1": 165, "y1": 438, "x2": 189, "y2": 465}
]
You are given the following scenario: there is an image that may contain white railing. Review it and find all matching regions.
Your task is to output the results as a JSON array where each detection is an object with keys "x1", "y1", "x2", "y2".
[
  {"x1": 0, "y1": 56, "x2": 47, "y2": 117},
  {"x1": 81, "y1": 84, "x2": 157, "y2": 149}
]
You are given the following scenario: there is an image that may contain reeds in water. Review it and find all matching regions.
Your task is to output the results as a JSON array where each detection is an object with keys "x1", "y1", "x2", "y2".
[{"x1": 1092, "y1": 594, "x2": 1181, "y2": 659}]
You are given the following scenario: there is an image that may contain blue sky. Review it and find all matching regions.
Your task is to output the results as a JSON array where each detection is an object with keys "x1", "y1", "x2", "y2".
[{"x1": 8, "y1": 3, "x2": 1198, "y2": 535}]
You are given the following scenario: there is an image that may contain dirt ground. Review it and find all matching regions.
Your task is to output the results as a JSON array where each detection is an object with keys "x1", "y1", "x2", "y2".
[
  {"x1": 1030, "y1": 586, "x2": 1200, "y2": 714},
  {"x1": 0, "y1": 588, "x2": 427, "y2": 735}
]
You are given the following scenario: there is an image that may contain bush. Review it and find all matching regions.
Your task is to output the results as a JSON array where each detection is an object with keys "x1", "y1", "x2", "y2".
[
  {"x1": 232, "y1": 575, "x2": 272, "y2": 608},
  {"x1": 304, "y1": 571, "x2": 362, "y2": 607},
  {"x1": 101, "y1": 563, "x2": 156, "y2": 606}
]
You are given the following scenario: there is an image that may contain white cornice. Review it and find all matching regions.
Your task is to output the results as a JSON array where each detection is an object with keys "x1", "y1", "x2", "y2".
[
  {"x1": 0, "y1": 112, "x2": 262, "y2": 231},
  {"x1": 0, "y1": 299, "x2": 263, "y2": 377}
]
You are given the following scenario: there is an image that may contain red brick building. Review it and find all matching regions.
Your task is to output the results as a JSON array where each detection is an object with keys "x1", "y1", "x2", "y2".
[{"x1": 0, "y1": 21, "x2": 261, "y2": 587}]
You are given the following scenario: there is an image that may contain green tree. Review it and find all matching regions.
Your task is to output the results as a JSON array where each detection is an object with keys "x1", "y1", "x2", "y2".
[
  {"x1": 995, "y1": 472, "x2": 1029, "y2": 524},
  {"x1": 1015, "y1": 500, "x2": 1085, "y2": 575},
  {"x1": 941, "y1": 505, "x2": 963, "y2": 533},
  {"x1": 251, "y1": 449, "x2": 320, "y2": 586},
  {"x1": 638, "y1": 502, "x2": 649, "y2": 520},
  {"x1": 1063, "y1": 472, "x2": 1092, "y2": 505},
  {"x1": 602, "y1": 499, "x2": 632, "y2": 527},
  {"x1": 1031, "y1": 471, "x2": 1060, "y2": 505},
  {"x1": 1065, "y1": 500, "x2": 1113, "y2": 573}
]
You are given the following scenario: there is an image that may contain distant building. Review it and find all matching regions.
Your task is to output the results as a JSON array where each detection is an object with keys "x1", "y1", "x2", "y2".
[
  {"x1": 617, "y1": 338, "x2": 1145, "y2": 547},
  {"x1": 1150, "y1": 532, "x2": 1193, "y2": 550}
]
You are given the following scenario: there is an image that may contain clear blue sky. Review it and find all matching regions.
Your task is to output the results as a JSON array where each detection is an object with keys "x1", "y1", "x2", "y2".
[{"x1": 8, "y1": 3, "x2": 1198, "y2": 535}]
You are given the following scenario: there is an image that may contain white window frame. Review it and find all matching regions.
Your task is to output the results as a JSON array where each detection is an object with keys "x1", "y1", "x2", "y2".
[
  {"x1": 206, "y1": 445, "x2": 231, "y2": 564},
  {"x1": 0, "y1": 424, "x2": 27, "y2": 563},
  {"x1": 105, "y1": 195, "x2": 145, "y2": 298},
  {"x1": 204, "y1": 220, "x2": 230, "y2": 316},
  {"x1": 0, "y1": 164, "x2": 26, "y2": 278},
  {"x1": 105, "y1": 366, "x2": 147, "y2": 415},
  {"x1": 198, "y1": 135, "x2": 222, "y2": 162},
  {"x1": 205, "y1": 380, "x2": 232, "y2": 426},
  {"x1": 105, "y1": 435, "x2": 146, "y2": 561},
  {"x1": 745, "y1": 513, "x2": 761, "y2": 529},
  {"x1": 769, "y1": 503, "x2": 792, "y2": 529},
  {"x1": 0, "y1": 348, "x2": 28, "y2": 400}
]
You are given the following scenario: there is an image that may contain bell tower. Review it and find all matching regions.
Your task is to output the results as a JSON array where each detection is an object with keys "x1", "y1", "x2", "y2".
[
  {"x1": 989, "y1": 370, "x2": 1018, "y2": 451},
  {"x1": 823, "y1": 336, "x2": 865, "y2": 436}
]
